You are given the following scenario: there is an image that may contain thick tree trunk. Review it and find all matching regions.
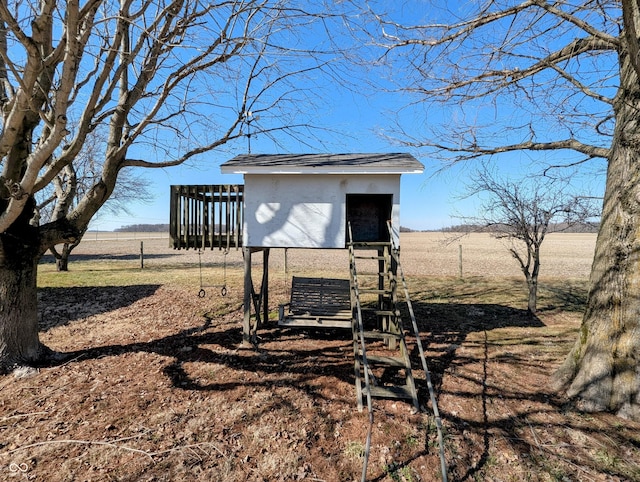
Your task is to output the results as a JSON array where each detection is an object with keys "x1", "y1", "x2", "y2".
[
  {"x1": 0, "y1": 233, "x2": 43, "y2": 373},
  {"x1": 554, "y1": 44, "x2": 640, "y2": 420}
]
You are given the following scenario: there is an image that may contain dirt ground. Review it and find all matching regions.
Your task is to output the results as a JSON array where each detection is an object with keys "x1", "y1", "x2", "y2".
[{"x1": 1, "y1": 233, "x2": 639, "y2": 481}]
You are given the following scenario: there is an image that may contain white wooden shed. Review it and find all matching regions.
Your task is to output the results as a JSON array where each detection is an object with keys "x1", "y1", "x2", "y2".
[
  {"x1": 218, "y1": 153, "x2": 423, "y2": 344},
  {"x1": 220, "y1": 153, "x2": 423, "y2": 249}
]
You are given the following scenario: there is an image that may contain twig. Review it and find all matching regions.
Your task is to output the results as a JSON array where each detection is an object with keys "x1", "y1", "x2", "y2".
[
  {"x1": 57, "y1": 354, "x2": 86, "y2": 368},
  {"x1": 527, "y1": 420, "x2": 542, "y2": 450},
  {"x1": 109, "y1": 432, "x2": 150, "y2": 444},
  {"x1": 148, "y1": 442, "x2": 228, "y2": 459},
  {"x1": 3, "y1": 439, "x2": 155, "y2": 461},
  {"x1": 554, "y1": 456, "x2": 598, "y2": 481},
  {"x1": 0, "y1": 411, "x2": 48, "y2": 422}
]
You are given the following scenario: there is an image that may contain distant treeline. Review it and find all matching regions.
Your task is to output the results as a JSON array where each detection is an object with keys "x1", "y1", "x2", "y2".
[
  {"x1": 113, "y1": 223, "x2": 600, "y2": 233},
  {"x1": 115, "y1": 224, "x2": 170, "y2": 232},
  {"x1": 439, "y1": 223, "x2": 600, "y2": 234},
  {"x1": 117, "y1": 224, "x2": 422, "y2": 233}
]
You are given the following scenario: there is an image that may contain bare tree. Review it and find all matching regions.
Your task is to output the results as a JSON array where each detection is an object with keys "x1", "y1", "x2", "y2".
[
  {"x1": 465, "y1": 165, "x2": 599, "y2": 314},
  {"x1": 0, "y1": 0, "x2": 338, "y2": 374},
  {"x1": 37, "y1": 131, "x2": 152, "y2": 271},
  {"x1": 353, "y1": 1, "x2": 640, "y2": 419}
]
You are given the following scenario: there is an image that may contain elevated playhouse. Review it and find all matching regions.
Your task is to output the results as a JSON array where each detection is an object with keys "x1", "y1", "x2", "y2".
[{"x1": 169, "y1": 153, "x2": 431, "y2": 410}]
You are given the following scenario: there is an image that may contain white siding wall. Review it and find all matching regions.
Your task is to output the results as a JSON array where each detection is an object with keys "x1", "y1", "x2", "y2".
[{"x1": 244, "y1": 174, "x2": 401, "y2": 248}]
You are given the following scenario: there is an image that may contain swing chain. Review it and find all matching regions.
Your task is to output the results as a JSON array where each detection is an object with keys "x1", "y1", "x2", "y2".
[{"x1": 197, "y1": 249, "x2": 229, "y2": 298}]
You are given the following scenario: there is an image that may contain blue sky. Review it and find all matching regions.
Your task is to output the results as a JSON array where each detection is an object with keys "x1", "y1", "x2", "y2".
[
  {"x1": 90, "y1": 86, "x2": 606, "y2": 232},
  {"x1": 89, "y1": 55, "x2": 475, "y2": 232},
  {"x1": 91, "y1": 122, "x2": 601, "y2": 233},
  {"x1": 89, "y1": 120, "x2": 604, "y2": 234},
  {"x1": 88, "y1": 2, "x2": 609, "y2": 232},
  {"x1": 89, "y1": 103, "x2": 481, "y2": 232}
]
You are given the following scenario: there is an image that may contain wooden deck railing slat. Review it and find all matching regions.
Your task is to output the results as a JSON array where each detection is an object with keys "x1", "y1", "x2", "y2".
[{"x1": 169, "y1": 184, "x2": 244, "y2": 250}]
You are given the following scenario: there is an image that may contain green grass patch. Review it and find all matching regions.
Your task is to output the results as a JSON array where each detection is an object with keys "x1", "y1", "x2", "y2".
[{"x1": 37, "y1": 260, "x2": 243, "y2": 290}]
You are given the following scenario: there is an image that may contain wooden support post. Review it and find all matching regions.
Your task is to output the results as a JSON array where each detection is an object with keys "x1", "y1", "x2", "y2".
[
  {"x1": 378, "y1": 246, "x2": 387, "y2": 333},
  {"x1": 262, "y1": 248, "x2": 270, "y2": 325},
  {"x1": 243, "y1": 247, "x2": 270, "y2": 345},
  {"x1": 389, "y1": 245, "x2": 399, "y2": 350},
  {"x1": 284, "y1": 247, "x2": 288, "y2": 279},
  {"x1": 243, "y1": 246, "x2": 254, "y2": 346},
  {"x1": 169, "y1": 186, "x2": 178, "y2": 248}
]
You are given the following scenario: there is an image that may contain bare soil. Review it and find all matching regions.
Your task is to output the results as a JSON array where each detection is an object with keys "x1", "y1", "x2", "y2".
[{"x1": 1, "y1": 233, "x2": 639, "y2": 481}]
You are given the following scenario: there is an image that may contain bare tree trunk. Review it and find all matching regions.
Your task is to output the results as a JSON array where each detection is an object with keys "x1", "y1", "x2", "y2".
[
  {"x1": 554, "y1": 42, "x2": 640, "y2": 420},
  {"x1": 56, "y1": 253, "x2": 69, "y2": 272},
  {"x1": 527, "y1": 278, "x2": 538, "y2": 314},
  {"x1": 528, "y1": 250, "x2": 541, "y2": 314},
  {"x1": 0, "y1": 235, "x2": 42, "y2": 373},
  {"x1": 51, "y1": 241, "x2": 79, "y2": 272}
]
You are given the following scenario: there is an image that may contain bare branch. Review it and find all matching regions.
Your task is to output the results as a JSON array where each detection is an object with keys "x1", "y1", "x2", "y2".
[
  {"x1": 406, "y1": 136, "x2": 610, "y2": 161},
  {"x1": 0, "y1": 1, "x2": 345, "y2": 246},
  {"x1": 355, "y1": 0, "x2": 619, "y2": 166}
]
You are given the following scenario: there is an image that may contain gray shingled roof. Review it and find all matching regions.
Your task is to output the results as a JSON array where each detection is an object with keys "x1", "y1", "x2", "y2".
[{"x1": 220, "y1": 153, "x2": 424, "y2": 174}]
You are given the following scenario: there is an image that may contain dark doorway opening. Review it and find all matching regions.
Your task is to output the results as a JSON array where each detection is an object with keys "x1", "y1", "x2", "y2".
[{"x1": 346, "y1": 194, "x2": 392, "y2": 244}]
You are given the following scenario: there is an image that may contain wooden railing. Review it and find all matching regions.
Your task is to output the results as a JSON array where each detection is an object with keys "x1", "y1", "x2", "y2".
[{"x1": 169, "y1": 184, "x2": 244, "y2": 250}]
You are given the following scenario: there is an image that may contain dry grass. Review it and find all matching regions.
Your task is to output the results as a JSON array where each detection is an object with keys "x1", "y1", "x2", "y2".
[{"x1": 39, "y1": 232, "x2": 597, "y2": 285}]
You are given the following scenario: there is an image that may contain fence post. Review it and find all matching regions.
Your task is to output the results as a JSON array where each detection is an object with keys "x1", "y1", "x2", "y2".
[
  {"x1": 140, "y1": 241, "x2": 144, "y2": 269},
  {"x1": 284, "y1": 247, "x2": 288, "y2": 278}
]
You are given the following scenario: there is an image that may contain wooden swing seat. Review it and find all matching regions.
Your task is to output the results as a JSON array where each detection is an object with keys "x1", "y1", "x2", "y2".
[{"x1": 278, "y1": 276, "x2": 352, "y2": 329}]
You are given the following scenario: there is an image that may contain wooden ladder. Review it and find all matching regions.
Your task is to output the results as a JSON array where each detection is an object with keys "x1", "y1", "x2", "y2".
[{"x1": 348, "y1": 235, "x2": 419, "y2": 411}]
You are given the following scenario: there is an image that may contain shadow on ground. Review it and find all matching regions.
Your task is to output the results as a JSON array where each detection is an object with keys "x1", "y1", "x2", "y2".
[
  {"x1": 38, "y1": 285, "x2": 161, "y2": 331},
  {"x1": 36, "y1": 283, "x2": 640, "y2": 481},
  {"x1": 38, "y1": 285, "x2": 543, "y2": 409}
]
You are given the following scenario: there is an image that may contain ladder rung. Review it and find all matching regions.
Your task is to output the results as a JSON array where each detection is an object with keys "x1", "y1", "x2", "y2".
[
  {"x1": 365, "y1": 355, "x2": 409, "y2": 368},
  {"x1": 350, "y1": 242, "x2": 391, "y2": 248},
  {"x1": 361, "y1": 309, "x2": 399, "y2": 316},
  {"x1": 361, "y1": 330, "x2": 403, "y2": 340},
  {"x1": 359, "y1": 288, "x2": 391, "y2": 295},
  {"x1": 367, "y1": 385, "x2": 415, "y2": 400}
]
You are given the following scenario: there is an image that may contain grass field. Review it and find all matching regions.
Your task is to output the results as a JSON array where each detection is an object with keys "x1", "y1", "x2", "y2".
[
  {"x1": 40, "y1": 231, "x2": 597, "y2": 282},
  {"x1": 3, "y1": 231, "x2": 639, "y2": 482}
]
